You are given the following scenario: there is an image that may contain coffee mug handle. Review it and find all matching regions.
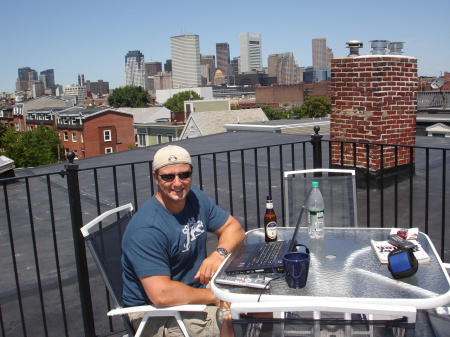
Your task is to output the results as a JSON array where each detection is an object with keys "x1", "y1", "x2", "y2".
[
  {"x1": 272, "y1": 259, "x2": 285, "y2": 280},
  {"x1": 295, "y1": 244, "x2": 310, "y2": 254}
]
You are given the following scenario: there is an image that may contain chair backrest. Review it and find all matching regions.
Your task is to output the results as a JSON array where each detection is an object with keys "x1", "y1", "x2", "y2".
[
  {"x1": 284, "y1": 169, "x2": 358, "y2": 228},
  {"x1": 81, "y1": 204, "x2": 135, "y2": 308}
]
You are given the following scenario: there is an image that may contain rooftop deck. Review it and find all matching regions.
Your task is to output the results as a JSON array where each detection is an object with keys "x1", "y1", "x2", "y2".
[{"x1": 0, "y1": 129, "x2": 449, "y2": 336}]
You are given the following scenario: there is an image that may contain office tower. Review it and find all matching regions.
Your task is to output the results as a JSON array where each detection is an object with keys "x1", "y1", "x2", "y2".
[
  {"x1": 312, "y1": 38, "x2": 327, "y2": 68},
  {"x1": 268, "y1": 53, "x2": 297, "y2": 85},
  {"x1": 326, "y1": 48, "x2": 334, "y2": 68},
  {"x1": 171, "y1": 34, "x2": 202, "y2": 88},
  {"x1": 164, "y1": 59, "x2": 172, "y2": 72},
  {"x1": 201, "y1": 55, "x2": 215, "y2": 85},
  {"x1": 239, "y1": 33, "x2": 262, "y2": 73},
  {"x1": 145, "y1": 62, "x2": 162, "y2": 76},
  {"x1": 227, "y1": 57, "x2": 239, "y2": 85},
  {"x1": 32, "y1": 81, "x2": 45, "y2": 98},
  {"x1": 40, "y1": 69, "x2": 55, "y2": 90},
  {"x1": 216, "y1": 43, "x2": 230, "y2": 77},
  {"x1": 124, "y1": 50, "x2": 148, "y2": 89},
  {"x1": 86, "y1": 80, "x2": 110, "y2": 95},
  {"x1": 18, "y1": 67, "x2": 32, "y2": 79}
]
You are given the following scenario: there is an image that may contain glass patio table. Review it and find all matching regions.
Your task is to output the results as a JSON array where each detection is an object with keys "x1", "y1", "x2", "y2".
[{"x1": 211, "y1": 228, "x2": 450, "y2": 310}]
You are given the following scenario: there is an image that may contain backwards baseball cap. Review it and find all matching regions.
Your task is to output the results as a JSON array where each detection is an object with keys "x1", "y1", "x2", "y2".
[{"x1": 152, "y1": 145, "x2": 192, "y2": 171}]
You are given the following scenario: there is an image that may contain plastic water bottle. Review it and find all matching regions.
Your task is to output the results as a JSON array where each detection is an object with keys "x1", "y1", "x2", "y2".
[{"x1": 307, "y1": 181, "x2": 324, "y2": 239}]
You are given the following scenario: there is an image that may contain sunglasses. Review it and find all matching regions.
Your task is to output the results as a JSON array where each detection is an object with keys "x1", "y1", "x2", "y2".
[{"x1": 157, "y1": 171, "x2": 193, "y2": 182}]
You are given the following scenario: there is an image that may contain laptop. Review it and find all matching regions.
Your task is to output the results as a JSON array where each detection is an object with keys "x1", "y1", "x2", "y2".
[{"x1": 225, "y1": 189, "x2": 311, "y2": 275}]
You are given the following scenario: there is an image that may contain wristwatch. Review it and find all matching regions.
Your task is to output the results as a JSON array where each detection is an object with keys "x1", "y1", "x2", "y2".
[{"x1": 215, "y1": 248, "x2": 228, "y2": 257}]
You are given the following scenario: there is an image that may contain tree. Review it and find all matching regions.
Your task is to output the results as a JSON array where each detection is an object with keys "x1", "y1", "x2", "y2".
[
  {"x1": 256, "y1": 104, "x2": 290, "y2": 120},
  {"x1": 163, "y1": 90, "x2": 202, "y2": 112},
  {"x1": 107, "y1": 86, "x2": 149, "y2": 108},
  {"x1": 1, "y1": 125, "x2": 62, "y2": 167},
  {"x1": 295, "y1": 96, "x2": 331, "y2": 118}
]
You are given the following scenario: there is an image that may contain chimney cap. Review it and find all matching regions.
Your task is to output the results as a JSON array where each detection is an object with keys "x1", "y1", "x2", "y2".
[{"x1": 346, "y1": 40, "x2": 363, "y2": 56}]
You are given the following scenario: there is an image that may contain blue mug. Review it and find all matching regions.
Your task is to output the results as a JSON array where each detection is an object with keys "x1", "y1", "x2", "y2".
[{"x1": 273, "y1": 251, "x2": 310, "y2": 289}]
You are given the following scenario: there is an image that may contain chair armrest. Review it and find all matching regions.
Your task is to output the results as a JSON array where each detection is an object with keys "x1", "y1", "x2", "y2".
[{"x1": 108, "y1": 304, "x2": 206, "y2": 317}]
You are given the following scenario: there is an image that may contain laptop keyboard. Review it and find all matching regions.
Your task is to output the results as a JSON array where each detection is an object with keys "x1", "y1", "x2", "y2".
[{"x1": 248, "y1": 241, "x2": 285, "y2": 267}]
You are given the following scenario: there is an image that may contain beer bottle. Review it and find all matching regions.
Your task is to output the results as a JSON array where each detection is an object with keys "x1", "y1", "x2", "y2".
[{"x1": 264, "y1": 195, "x2": 278, "y2": 242}]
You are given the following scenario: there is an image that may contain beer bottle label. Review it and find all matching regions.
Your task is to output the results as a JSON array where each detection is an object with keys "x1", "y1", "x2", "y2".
[{"x1": 266, "y1": 221, "x2": 277, "y2": 239}]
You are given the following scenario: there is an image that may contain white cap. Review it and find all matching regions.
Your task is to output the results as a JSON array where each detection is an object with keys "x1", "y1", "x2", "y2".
[{"x1": 152, "y1": 145, "x2": 191, "y2": 171}]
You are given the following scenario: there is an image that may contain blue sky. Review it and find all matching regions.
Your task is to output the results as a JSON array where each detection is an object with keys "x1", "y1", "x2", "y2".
[{"x1": 1, "y1": 0, "x2": 449, "y2": 93}]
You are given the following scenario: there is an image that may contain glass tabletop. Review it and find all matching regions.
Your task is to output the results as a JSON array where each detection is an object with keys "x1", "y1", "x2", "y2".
[{"x1": 212, "y1": 228, "x2": 450, "y2": 309}]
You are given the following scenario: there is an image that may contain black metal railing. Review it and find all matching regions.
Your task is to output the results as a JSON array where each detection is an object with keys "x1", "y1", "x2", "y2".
[{"x1": 0, "y1": 131, "x2": 448, "y2": 337}]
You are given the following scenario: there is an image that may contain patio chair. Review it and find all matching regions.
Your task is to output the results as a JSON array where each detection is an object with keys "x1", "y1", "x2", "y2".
[
  {"x1": 80, "y1": 203, "x2": 206, "y2": 337},
  {"x1": 427, "y1": 263, "x2": 450, "y2": 337},
  {"x1": 231, "y1": 300, "x2": 417, "y2": 337},
  {"x1": 284, "y1": 168, "x2": 358, "y2": 228}
]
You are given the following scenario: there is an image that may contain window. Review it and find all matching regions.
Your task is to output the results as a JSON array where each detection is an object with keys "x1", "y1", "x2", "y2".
[
  {"x1": 15, "y1": 123, "x2": 20, "y2": 131},
  {"x1": 104, "y1": 130, "x2": 112, "y2": 142},
  {"x1": 157, "y1": 134, "x2": 162, "y2": 144},
  {"x1": 167, "y1": 134, "x2": 173, "y2": 142},
  {"x1": 138, "y1": 134, "x2": 147, "y2": 147},
  {"x1": 105, "y1": 147, "x2": 113, "y2": 154},
  {"x1": 64, "y1": 132, "x2": 68, "y2": 141},
  {"x1": 72, "y1": 132, "x2": 77, "y2": 142}
]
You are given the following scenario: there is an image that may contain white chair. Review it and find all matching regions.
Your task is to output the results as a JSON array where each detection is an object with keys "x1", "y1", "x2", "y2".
[
  {"x1": 284, "y1": 168, "x2": 358, "y2": 228},
  {"x1": 80, "y1": 203, "x2": 206, "y2": 337},
  {"x1": 231, "y1": 300, "x2": 417, "y2": 337}
]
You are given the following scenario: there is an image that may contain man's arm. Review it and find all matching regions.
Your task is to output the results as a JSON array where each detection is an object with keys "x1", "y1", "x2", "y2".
[
  {"x1": 140, "y1": 275, "x2": 225, "y2": 307},
  {"x1": 195, "y1": 215, "x2": 245, "y2": 284}
]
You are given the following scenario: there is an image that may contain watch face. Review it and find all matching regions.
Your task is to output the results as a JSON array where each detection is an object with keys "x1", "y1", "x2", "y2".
[{"x1": 216, "y1": 248, "x2": 228, "y2": 256}]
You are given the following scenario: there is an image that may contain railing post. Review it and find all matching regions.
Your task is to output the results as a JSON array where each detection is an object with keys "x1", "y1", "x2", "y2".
[
  {"x1": 61, "y1": 151, "x2": 96, "y2": 337},
  {"x1": 310, "y1": 126, "x2": 323, "y2": 176}
]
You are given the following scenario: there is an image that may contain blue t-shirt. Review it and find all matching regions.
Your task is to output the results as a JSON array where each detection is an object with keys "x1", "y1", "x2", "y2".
[{"x1": 122, "y1": 187, "x2": 230, "y2": 307}]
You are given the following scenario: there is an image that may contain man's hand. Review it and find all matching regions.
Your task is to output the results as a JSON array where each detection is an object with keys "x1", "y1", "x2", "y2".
[{"x1": 194, "y1": 250, "x2": 225, "y2": 284}]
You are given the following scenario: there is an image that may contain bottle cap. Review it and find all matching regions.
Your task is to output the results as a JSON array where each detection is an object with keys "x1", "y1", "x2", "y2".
[{"x1": 312, "y1": 181, "x2": 319, "y2": 188}]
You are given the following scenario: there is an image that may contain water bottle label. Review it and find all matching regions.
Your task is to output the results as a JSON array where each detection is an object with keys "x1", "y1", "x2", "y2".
[{"x1": 266, "y1": 221, "x2": 277, "y2": 239}]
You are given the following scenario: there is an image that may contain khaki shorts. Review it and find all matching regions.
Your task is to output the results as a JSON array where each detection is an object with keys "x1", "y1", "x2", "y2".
[{"x1": 128, "y1": 305, "x2": 229, "y2": 337}]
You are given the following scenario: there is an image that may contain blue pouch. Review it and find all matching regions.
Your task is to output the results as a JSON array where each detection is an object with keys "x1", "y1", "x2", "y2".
[{"x1": 387, "y1": 247, "x2": 418, "y2": 279}]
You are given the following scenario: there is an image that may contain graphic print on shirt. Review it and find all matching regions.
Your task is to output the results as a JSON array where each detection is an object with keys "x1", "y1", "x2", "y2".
[{"x1": 182, "y1": 217, "x2": 205, "y2": 252}]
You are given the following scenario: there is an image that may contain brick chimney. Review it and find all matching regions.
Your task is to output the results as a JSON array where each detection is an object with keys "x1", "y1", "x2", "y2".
[{"x1": 330, "y1": 42, "x2": 418, "y2": 182}]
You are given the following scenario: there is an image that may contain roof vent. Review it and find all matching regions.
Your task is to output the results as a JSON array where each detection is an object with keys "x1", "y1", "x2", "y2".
[
  {"x1": 346, "y1": 40, "x2": 363, "y2": 56},
  {"x1": 388, "y1": 42, "x2": 405, "y2": 55},
  {"x1": 370, "y1": 40, "x2": 389, "y2": 55}
]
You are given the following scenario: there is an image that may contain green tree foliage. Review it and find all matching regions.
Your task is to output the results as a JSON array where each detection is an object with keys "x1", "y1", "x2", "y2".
[
  {"x1": 163, "y1": 90, "x2": 202, "y2": 112},
  {"x1": 107, "y1": 86, "x2": 149, "y2": 108},
  {"x1": 295, "y1": 96, "x2": 331, "y2": 118},
  {"x1": 256, "y1": 104, "x2": 290, "y2": 120},
  {"x1": 1, "y1": 125, "x2": 62, "y2": 167}
]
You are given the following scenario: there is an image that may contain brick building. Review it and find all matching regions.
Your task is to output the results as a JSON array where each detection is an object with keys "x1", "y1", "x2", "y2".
[
  {"x1": 56, "y1": 108, "x2": 135, "y2": 158},
  {"x1": 330, "y1": 54, "x2": 418, "y2": 176},
  {"x1": 255, "y1": 84, "x2": 304, "y2": 107}
]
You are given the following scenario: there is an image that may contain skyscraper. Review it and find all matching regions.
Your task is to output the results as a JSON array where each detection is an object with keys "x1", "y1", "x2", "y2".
[
  {"x1": 216, "y1": 43, "x2": 230, "y2": 77},
  {"x1": 239, "y1": 33, "x2": 262, "y2": 73},
  {"x1": 171, "y1": 34, "x2": 202, "y2": 88},
  {"x1": 124, "y1": 50, "x2": 148, "y2": 89},
  {"x1": 40, "y1": 69, "x2": 55, "y2": 91},
  {"x1": 145, "y1": 62, "x2": 162, "y2": 76},
  {"x1": 312, "y1": 38, "x2": 327, "y2": 68},
  {"x1": 268, "y1": 53, "x2": 298, "y2": 85},
  {"x1": 201, "y1": 55, "x2": 215, "y2": 85}
]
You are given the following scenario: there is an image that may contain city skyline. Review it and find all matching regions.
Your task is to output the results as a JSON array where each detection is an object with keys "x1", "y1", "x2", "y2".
[{"x1": 1, "y1": 0, "x2": 449, "y2": 93}]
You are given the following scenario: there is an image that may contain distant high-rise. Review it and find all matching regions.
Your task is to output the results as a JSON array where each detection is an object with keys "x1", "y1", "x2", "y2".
[
  {"x1": 18, "y1": 67, "x2": 32, "y2": 80},
  {"x1": 239, "y1": 33, "x2": 262, "y2": 73},
  {"x1": 164, "y1": 59, "x2": 172, "y2": 72},
  {"x1": 40, "y1": 69, "x2": 55, "y2": 91},
  {"x1": 216, "y1": 43, "x2": 230, "y2": 76},
  {"x1": 171, "y1": 34, "x2": 202, "y2": 88},
  {"x1": 124, "y1": 50, "x2": 148, "y2": 89},
  {"x1": 145, "y1": 62, "x2": 162, "y2": 76},
  {"x1": 268, "y1": 52, "x2": 297, "y2": 85},
  {"x1": 201, "y1": 55, "x2": 215, "y2": 85},
  {"x1": 312, "y1": 38, "x2": 327, "y2": 69}
]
